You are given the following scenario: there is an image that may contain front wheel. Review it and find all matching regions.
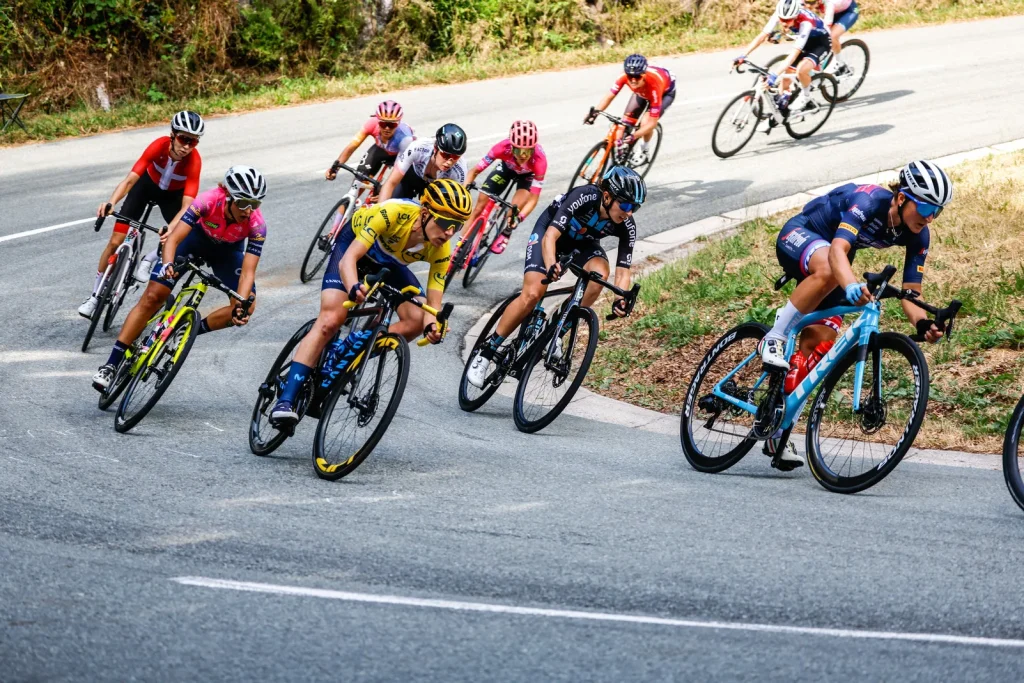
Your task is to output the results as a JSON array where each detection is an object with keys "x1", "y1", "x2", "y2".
[
  {"x1": 784, "y1": 73, "x2": 838, "y2": 140},
  {"x1": 102, "y1": 250, "x2": 134, "y2": 332},
  {"x1": 568, "y1": 141, "x2": 610, "y2": 192},
  {"x1": 626, "y1": 123, "x2": 662, "y2": 179},
  {"x1": 712, "y1": 91, "x2": 762, "y2": 159},
  {"x1": 805, "y1": 332, "x2": 929, "y2": 494},
  {"x1": 463, "y1": 207, "x2": 505, "y2": 288},
  {"x1": 301, "y1": 198, "x2": 349, "y2": 283},
  {"x1": 249, "y1": 319, "x2": 317, "y2": 456},
  {"x1": 445, "y1": 218, "x2": 478, "y2": 291},
  {"x1": 313, "y1": 333, "x2": 410, "y2": 480},
  {"x1": 83, "y1": 264, "x2": 115, "y2": 353},
  {"x1": 513, "y1": 306, "x2": 599, "y2": 434},
  {"x1": 1002, "y1": 394, "x2": 1024, "y2": 512}
]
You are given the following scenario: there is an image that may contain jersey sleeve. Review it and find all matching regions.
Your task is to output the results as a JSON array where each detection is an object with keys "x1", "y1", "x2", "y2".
[
  {"x1": 475, "y1": 141, "x2": 504, "y2": 173},
  {"x1": 549, "y1": 188, "x2": 597, "y2": 234},
  {"x1": 610, "y1": 75, "x2": 627, "y2": 96},
  {"x1": 131, "y1": 137, "x2": 167, "y2": 177},
  {"x1": 395, "y1": 144, "x2": 416, "y2": 174},
  {"x1": 529, "y1": 148, "x2": 548, "y2": 195},
  {"x1": 450, "y1": 160, "x2": 467, "y2": 184},
  {"x1": 353, "y1": 207, "x2": 387, "y2": 249},
  {"x1": 822, "y1": 0, "x2": 835, "y2": 26},
  {"x1": 179, "y1": 192, "x2": 210, "y2": 228},
  {"x1": 902, "y1": 229, "x2": 930, "y2": 284},
  {"x1": 351, "y1": 118, "x2": 375, "y2": 145},
  {"x1": 426, "y1": 241, "x2": 452, "y2": 293},
  {"x1": 793, "y1": 19, "x2": 813, "y2": 49},
  {"x1": 763, "y1": 12, "x2": 780, "y2": 34},
  {"x1": 834, "y1": 191, "x2": 875, "y2": 245},
  {"x1": 183, "y1": 150, "x2": 201, "y2": 198},
  {"x1": 246, "y1": 213, "x2": 267, "y2": 257},
  {"x1": 614, "y1": 218, "x2": 637, "y2": 269}
]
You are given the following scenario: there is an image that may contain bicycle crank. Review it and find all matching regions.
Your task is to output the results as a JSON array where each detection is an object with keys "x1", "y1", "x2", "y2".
[{"x1": 751, "y1": 370, "x2": 785, "y2": 439}]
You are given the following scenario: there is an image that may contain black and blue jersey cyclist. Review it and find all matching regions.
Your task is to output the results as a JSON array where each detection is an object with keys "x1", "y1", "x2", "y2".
[
  {"x1": 466, "y1": 166, "x2": 644, "y2": 389},
  {"x1": 760, "y1": 159, "x2": 954, "y2": 375}
]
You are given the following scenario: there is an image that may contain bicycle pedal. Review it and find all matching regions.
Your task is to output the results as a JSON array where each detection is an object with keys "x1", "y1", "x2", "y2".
[{"x1": 770, "y1": 455, "x2": 804, "y2": 472}]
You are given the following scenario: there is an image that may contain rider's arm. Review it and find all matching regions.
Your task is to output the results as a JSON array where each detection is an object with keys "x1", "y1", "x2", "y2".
[
  {"x1": 593, "y1": 89, "x2": 616, "y2": 114},
  {"x1": 518, "y1": 193, "x2": 540, "y2": 222},
  {"x1": 741, "y1": 14, "x2": 778, "y2": 57},
  {"x1": 377, "y1": 166, "x2": 402, "y2": 202},
  {"x1": 826, "y1": 238, "x2": 871, "y2": 304},
  {"x1": 161, "y1": 220, "x2": 191, "y2": 266},
  {"x1": 335, "y1": 138, "x2": 363, "y2": 167},
  {"x1": 338, "y1": 239, "x2": 370, "y2": 296},
  {"x1": 542, "y1": 225, "x2": 561, "y2": 271},
  {"x1": 422, "y1": 287, "x2": 442, "y2": 341},
  {"x1": 236, "y1": 253, "x2": 259, "y2": 305},
  {"x1": 822, "y1": 0, "x2": 835, "y2": 26},
  {"x1": 102, "y1": 172, "x2": 141, "y2": 214}
]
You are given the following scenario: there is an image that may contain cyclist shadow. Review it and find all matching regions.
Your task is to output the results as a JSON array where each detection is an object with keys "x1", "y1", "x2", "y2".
[
  {"x1": 750, "y1": 123, "x2": 895, "y2": 157},
  {"x1": 837, "y1": 89, "x2": 915, "y2": 112},
  {"x1": 652, "y1": 178, "x2": 754, "y2": 202}
]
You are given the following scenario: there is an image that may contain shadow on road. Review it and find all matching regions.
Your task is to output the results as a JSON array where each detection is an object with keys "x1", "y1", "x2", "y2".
[
  {"x1": 839, "y1": 89, "x2": 915, "y2": 112},
  {"x1": 652, "y1": 177, "x2": 754, "y2": 203},
  {"x1": 734, "y1": 123, "x2": 896, "y2": 159}
]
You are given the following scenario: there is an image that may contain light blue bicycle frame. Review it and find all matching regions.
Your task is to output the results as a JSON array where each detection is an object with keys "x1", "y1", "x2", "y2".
[{"x1": 710, "y1": 301, "x2": 881, "y2": 432}]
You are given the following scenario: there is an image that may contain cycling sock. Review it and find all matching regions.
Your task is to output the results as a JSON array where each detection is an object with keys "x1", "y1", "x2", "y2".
[
  {"x1": 106, "y1": 340, "x2": 129, "y2": 368},
  {"x1": 197, "y1": 318, "x2": 212, "y2": 335},
  {"x1": 92, "y1": 271, "x2": 103, "y2": 295},
  {"x1": 279, "y1": 361, "x2": 314, "y2": 404},
  {"x1": 485, "y1": 333, "x2": 505, "y2": 351},
  {"x1": 766, "y1": 301, "x2": 804, "y2": 342}
]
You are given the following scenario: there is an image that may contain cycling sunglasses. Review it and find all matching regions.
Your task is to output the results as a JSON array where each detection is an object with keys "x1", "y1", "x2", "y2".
[
  {"x1": 174, "y1": 133, "x2": 199, "y2": 147},
  {"x1": 617, "y1": 200, "x2": 641, "y2": 213},
  {"x1": 233, "y1": 198, "x2": 262, "y2": 211},
  {"x1": 378, "y1": 121, "x2": 399, "y2": 130},
  {"x1": 432, "y1": 216, "x2": 462, "y2": 233},
  {"x1": 436, "y1": 149, "x2": 461, "y2": 161},
  {"x1": 902, "y1": 191, "x2": 943, "y2": 218},
  {"x1": 512, "y1": 146, "x2": 533, "y2": 156}
]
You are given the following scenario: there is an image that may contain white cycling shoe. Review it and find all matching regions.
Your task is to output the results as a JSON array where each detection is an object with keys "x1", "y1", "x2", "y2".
[
  {"x1": 466, "y1": 352, "x2": 490, "y2": 389},
  {"x1": 78, "y1": 296, "x2": 99, "y2": 319},
  {"x1": 758, "y1": 337, "x2": 789, "y2": 370}
]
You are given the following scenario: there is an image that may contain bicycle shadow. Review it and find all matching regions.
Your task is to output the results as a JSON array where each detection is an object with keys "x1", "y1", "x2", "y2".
[
  {"x1": 838, "y1": 89, "x2": 915, "y2": 112},
  {"x1": 651, "y1": 177, "x2": 754, "y2": 202},
  {"x1": 736, "y1": 123, "x2": 895, "y2": 159}
]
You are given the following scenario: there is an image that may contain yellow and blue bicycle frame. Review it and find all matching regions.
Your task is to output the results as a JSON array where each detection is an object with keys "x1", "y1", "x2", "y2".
[{"x1": 127, "y1": 280, "x2": 207, "y2": 378}]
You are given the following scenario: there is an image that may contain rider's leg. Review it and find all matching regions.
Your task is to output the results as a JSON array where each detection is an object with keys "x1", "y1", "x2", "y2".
[
  {"x1": 495, "y1": 272, "x2": 549, "y2": 340},
  {"x1": 393, "y1": 301, "x2": 426, "y2": 341},
  {"x1": 94, "y1": 232, "x2": 127, "y2": 289},
  {"x1": 831, "y1": 24, "x2": 847, "y2": 58},
  {"x1": 767, "y1": 246, "x2": 836, "y2": 344},
  {"x1": 580, "y1": 256, "x2": 611, "y2": 308}
]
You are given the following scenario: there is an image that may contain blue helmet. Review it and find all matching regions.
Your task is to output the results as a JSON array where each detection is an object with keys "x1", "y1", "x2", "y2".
[
  {"x1": 623, "y1": 54, "x2": 648, "y2": 77},
  {"x1": 601, "y1": 166, "x2": 646, "y2": 205}
]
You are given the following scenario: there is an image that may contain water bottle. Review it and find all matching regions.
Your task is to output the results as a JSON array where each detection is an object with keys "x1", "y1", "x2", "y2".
[{"x1": 321, "y1": 328, "x2": 373, "y2": 388}]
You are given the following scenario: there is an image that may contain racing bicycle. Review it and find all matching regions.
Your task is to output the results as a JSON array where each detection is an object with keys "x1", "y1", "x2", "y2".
[
  {"x1": 459, "y1": 252, "x2": 639, "y2": 433},
  {"x1": 712, "y1": 60, "x2": 838, "y2": 159},
  {"x1": 569, "y1": 109, "x2": 662, "y2": 191},
  {"x1": 680, "y1": 265, "x2": 961, "y2": 494},
  {"x1": 444, "y1": 182, "x2": 519, "y2": 290},
  {"x1": 300, "y1": 161, "x2": 384, "y2": 283},
  {"x1": 762, "y1": 33, "x2": 870, "y2": 103},
  {"x1": 249, "y1": 269, "x2": 453, "y2": 481},
  {"x1": 1001, "y1": 393, "x2": 1024, "y2": 512},
  {"x1": 85, "y1": 205, "x2": 161, "y2": 352}
]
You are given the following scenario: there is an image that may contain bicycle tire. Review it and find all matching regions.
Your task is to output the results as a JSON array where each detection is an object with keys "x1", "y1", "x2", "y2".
[
  {"x1": 114, "y1": 308, "x2": 199, "y2": 433},
  {"x1": 712, "y1": 91, "x2": 762, "y2": 159},
  {"x1": 301, "y1": 198, "x2": 349, "y2": 283},
  {"x1": 445, "y1": 219, "x2": 478, "y2": 291},
  {"x1": 832, "y1": 39, "x2": 870, "y2": 102},
  {"x1": 103, "y1": 249, "x2": 135, "y2": 332},
  {"x1": 627, "y1": 123, "x2": 662, "y2": 179},
  {"x1": 459, "y1": 293, "x2": 519, "y2": 412},
  {"x1": 82, "y1": 263, "x2": 116, "y2": 353},
  {"x1": 513, "y1": 306, "x2": 599, "y2": 434},
  {"x1": 312, "y1": 333, "x2": 410, "y2": 481},
  {"x1": 1002, "y1": 393, "x2": 1024, "y2": 512},
  {"x1": 249, "y1": 318, "x2": 317, "y2": 456},
  {"x1": 97, "y1": 348, "x2": 136, "y2": 411},
  {"x1": 784, "y1": 73, "x2": 838, "y2": 140},
  {"x1": 463, "y1": 207, "x2": 505, "y2": 288},
  {"x1": 805, "y1": 331, "x2": 928, "y2": 494},
  {"x1": 568, "y1": 141, "x2": 610, "y2": 192}
]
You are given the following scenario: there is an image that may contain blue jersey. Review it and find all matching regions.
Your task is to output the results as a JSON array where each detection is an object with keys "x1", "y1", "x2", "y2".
[
  {"x1": 546, "y1": 185, "x2": 637, "y2": 268},
  {"x1": 798, "y1": 183, "x2": 930, "y2": 284}
]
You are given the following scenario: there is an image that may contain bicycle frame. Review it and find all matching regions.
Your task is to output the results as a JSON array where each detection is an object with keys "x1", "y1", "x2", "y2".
[
  {"x1": 129, "y1": 278, "x2": 209, "y2": 377},
  {"x1": 329, "y1": 164, "x2": 386, "y2": 241},
  {"x1": 468, "y1": 186, "x2": 516, "y2": 257}
]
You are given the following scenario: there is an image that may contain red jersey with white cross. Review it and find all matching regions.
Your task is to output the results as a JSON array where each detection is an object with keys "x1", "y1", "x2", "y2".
[{"x1": 131, "y1": 136, "x2": 202, "y2": 197}]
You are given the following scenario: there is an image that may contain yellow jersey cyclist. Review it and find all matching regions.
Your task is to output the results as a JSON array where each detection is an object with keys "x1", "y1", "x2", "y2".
[
  {"x1": 759, "y1": 159, "x2": 953, "y2": 376},
  {"x1": 92, "y1": 166, "x2": 268, "y2": 392},
  {"x1": 378, "y1": 123, "x2": 468, "y2": 203},
  {"x1": 270, "y1": 179, "x2": 473, "y2": 425},
  {"x1": 466, "y1": 166, "x2": 644, "y2": 389}
]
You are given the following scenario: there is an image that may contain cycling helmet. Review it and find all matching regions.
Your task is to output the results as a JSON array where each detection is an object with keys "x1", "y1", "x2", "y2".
[
  {"x1": 224, "y1": 165, "x2": 267, "y2": 201},
  {"x1": 171, "y1": 110, "x2": 205, "y2": 137},
  {"x1": 509, "y1": 120, "x2": 538, "y2": 148},
  {"x1": 376, "y1": 100, "x2": 404, "y2": 122},
  {"x1": 601, "y1": 166, "x2": 646, "y2": 205},
  {"x1": 776, "y1": 0, "x2": 802, "y2": 20},
  {"x1": 421, "y1": 178, "x2": 473, "y2": 222},
  {"x1": 435, "y1": 123, "x2": 467, "y2": 156},
  {"x1": 623, "y1": 54, "x2": 648, "y2": 77},
  {"x1": 899, "y1": 160, "x2": 953, "y2": 206}
]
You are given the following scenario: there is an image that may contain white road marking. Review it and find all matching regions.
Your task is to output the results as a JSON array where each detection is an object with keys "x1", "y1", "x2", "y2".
[
  {"x1": 0, "y1": 217, "x2": 93, "y2": 244},
  {"x1": 172, "y1": 576, "x2": 1024, "y2": 649},
  {"x1": 0, "y1": 350, "x2": 83, "y2": 363},
  {"x1": 23, "y1": 370, "x2": 95, "y2": 378},
  {"x1": 204, "y1": 422, "x2": 225, "y2": 432}
]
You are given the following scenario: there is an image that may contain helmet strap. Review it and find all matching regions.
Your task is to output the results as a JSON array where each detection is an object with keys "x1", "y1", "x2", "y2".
[{"x1": 600, "y1": 191, "x2": 614, "y2": 218}]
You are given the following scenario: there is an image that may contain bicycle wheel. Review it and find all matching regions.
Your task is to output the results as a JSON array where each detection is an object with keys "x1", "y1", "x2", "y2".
[
  {"x1": 313, "y1": 333, "x2": 410, "y2": 481},
  {"x1": 784, "y1": 73, "x2": 838, "y2": 140},
  {"x1": 1002, "y1": 394, "x2": 1024, "y2": 512},
  {"x1": 102, "y1": 251, "x2": 134, "y2": 332},
  {"x1": 831, "y1": 39, "x2": 869, "y2": 102},
  {"x1": 712, "y1": 91, "x2": 762, "y2": 159},
  {"x1": 805, "y1": 332, "x2": 929, "y2": 494},
  {"x1": 463, "y1": 207, "x2": 505, "y2": 289},
  {"x1": 97, "y1": 347, "x2": 136, "y2": 411},
  {"x1": 82, "y1": 265, "x2": 116, "y2": 353},
  {"x1": 627, "y1": 123, "x2": 662, "y2": 179},
  {"x1": 680, "y1": 322, "x2": 768, "y2": 472},
  {"x1": 445, "y1": 220, "x2": 477, "y2": 290},
  {"x1": 114, "y1": 308, "x2": 199, "y2": 433},
  {"x1": 459, "y1": 293, "x2": 519, "y2": 412},
  {"x1": 249, "y1": 319, "x2": 317, "y2": 456},
  {"x1": 513, "y1": 306, "x2": 599, "y2": 434},
  {"x1": 568, "y1": 141, "x2": 610, "y2": 191},
  {"x1": 301, "y1": 198, "x2": 349, "y2": 283}
]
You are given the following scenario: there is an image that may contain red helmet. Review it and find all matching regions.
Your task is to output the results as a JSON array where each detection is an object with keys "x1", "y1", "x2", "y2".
[
  {"x1": 509, "y1": 120, "x2": 538, "y2": 148},
  {"x1": 376, "y1": 100, "x2": 404, "y2": 122}
]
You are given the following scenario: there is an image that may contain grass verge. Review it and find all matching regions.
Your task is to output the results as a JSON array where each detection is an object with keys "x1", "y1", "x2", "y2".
[
  {"x1": 588, "y1": 151, "x2": 1024, "y2": 454},
  {"x1": 3, "y1": 1, "x2": 1023, "y2": 146}
]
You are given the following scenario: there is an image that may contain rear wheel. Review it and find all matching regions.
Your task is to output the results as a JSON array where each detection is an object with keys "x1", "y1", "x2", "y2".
[
  {"x1": 249, "y1": 319, "x2": 317, "y2": 456},
  {"x1": 459, "y1": 293, "x2": 518, "y2": 412},
  {"x1": 784, "y1": 73, "x2": 838, "y2": 140},
  {"x1": 568, "y1": 141, "x2": 610, "y2": 191},
  {"x1": 463, "y1": 207, "x2": 505, "y2": 288},
  {"x1": 114, "y1": 308, "x2": 199, "y2": 433},
  {"x1": 830, "y1": 39, "x2": 870, "y2": 102},
  {"x1": 627, "y1": 123, "x2": 662, "y2": 179},
  {"x1": 301, "y1": 198, "x2": 349, "y2": 283},
  {"x1": 712, "y1": 91, "x2": 762, "y2": 159},
  {"x1": 445, "y1": 219, "x2": 478, "y2": 290},
  {"x1": 1002, "y1": 393, "x2": 1024, "y2": 512},
  {"x1": 102, "y1": 251, "x2": 134, "y2": 332},
  {"x1": 83, "y1": 264, "x2": 116, "y2": 353},
  {"x1": 97, "y1": 346, "x2": 137, "y2": 411}
]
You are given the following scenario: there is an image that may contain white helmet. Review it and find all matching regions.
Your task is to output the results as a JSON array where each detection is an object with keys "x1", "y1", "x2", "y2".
[
  {"x1": 899, "y1": 160, "x2": 952, "y2": 206},
  {"x1": 776, "y1": 0, "x2": 802, "y2": 19},
  {"x1": 171, "y1": 110, "x2": 205, "y2": 137},
  {"x1": 224, "y1": 165, "x2": 267, "y2": 202}
]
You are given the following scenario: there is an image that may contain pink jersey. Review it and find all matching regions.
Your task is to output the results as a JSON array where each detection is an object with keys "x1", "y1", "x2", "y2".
[
  {"x1": 474, "y1": 140, "x2": 548, "y2": 194},
  {"x1": 181, "y1": 186, "x2": 267, "y2": 257}
]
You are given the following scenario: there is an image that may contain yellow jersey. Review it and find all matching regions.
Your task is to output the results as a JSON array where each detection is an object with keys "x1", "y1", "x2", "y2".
[{"x1": 351, "y1": 199, "x2": 452, "y2": 293}]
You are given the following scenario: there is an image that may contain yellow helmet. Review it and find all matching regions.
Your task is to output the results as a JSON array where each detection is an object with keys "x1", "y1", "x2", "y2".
[{"x1": 421, "y1": 179, "x2": 472, "y2": 222}]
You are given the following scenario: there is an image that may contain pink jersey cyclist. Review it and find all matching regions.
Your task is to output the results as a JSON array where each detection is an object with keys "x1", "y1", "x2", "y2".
[
  {"x1": 180, "y1": 186, "x2": 267, "y2": 256},
  {"x1": 474, "y1": 139, "x2": 548, "y2": 195}
]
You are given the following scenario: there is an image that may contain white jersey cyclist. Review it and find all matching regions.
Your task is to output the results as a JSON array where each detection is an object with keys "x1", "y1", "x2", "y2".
[{"x1": 392, "y1": 138, "x2": 467, "y2": 200}]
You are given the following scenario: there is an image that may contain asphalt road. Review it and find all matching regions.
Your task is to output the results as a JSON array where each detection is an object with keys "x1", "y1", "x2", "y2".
[{"x1": 3, "y1": 16, "x2": 1024, "y2": 682}]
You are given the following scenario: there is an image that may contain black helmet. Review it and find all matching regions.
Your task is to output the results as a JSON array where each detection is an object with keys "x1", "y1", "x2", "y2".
[
  {"x1": 601, "y1": 166, "x2": 646, "y2": 205},
  {"x1": 435, "y1": 123, "x2": 467, "y2": 156},
  {"x1": 623, "y1": 54, "x2": 648, "y2": 77}
]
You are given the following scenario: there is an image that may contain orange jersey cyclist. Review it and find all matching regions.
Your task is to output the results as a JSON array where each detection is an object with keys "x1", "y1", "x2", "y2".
[
  {"x1": 80, "y1": 111, "x2": 204, "y2": 320},
  {"x1": 92, "y1": 166, "x2": 269, "y2": 392},
  {"x1": 269, "y1": 179, "x2": 474, "y2": 425},
  {"x1": 460, "y1": 119, "x2": 549, "y2": 255},
  {"x1": 585, "y1": 54, "x2": 676, "y2": 166}
]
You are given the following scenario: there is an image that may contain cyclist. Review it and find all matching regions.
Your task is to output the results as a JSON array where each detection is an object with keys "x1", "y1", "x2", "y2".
[
  {"x1": 458, "y1": 119, "x2": 548, "y2": 255},
  {"x1": 759, "y1": 159, "x2": 953, "y2": 372},
  {"x1": 809, "y1": 1, "x2": 860, "y2": 74},
  {"x1": 378, "y1": 123, "x2": 467, "y2": 203},
  {"x1": 466, "y1": 167, "x2": 644, "y2": 389},
  {"x1": 734, "y1": 0, "x2": 831, "y2": 114},
  {"x1": 324, "y1": 100, "x2": 415, "y2": 231},
  {"x1": 269, "y1": 179, "x2": 473, "y2": 425},
  {"x1": 92, "y1": 166, "x2": 268, "y2": 392},
  {"x1": 79, "y1": 111, "x2": 204, "y2": 319},
  {"x1": 585, "y1": 54, "x2": 675, "y2": 166}
]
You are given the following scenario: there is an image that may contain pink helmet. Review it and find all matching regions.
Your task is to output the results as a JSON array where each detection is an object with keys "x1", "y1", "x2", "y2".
[
  {"x1": 376, "y1": 100, "x2": 404, "y2": 122},
  {"x1": 509, "y1": 120, "x2": 538, "y2": 148}
]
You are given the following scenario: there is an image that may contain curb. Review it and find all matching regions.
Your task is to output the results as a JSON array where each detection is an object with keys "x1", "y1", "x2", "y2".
[{"x1": 462, "y1": 137, "x2": 1024, "y2": 466}]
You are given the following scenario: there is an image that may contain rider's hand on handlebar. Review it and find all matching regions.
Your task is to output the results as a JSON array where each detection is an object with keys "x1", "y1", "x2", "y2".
[
  {"x1": 423, "y1": 321, "x2": 445, "y2": 345},
  {"x1": 348, "y1": 282, "x2": 367, "y2": 304},
  {"x1": 325, "y1": 167, "x2": 338, "y2": 181},
  {"x1": 546, "y1": 262, "x2": 563, "y2": 283},
  {"x1": 733, "y1": 55, "x2": 746, "y2": 67},
  {"x1": 584, "y1": 107, "x2": 598, "y2": 125},
  {"x1": 766, "y1": 73, "x2": 779, "y2": 88},
  {"x1": 916, "y1": 319, "x2": 944, "y2": 344},
  {"x1": 231, "y1": 304, "x2": 251, "y2": 327},
  {"x1": 845, "y1": 282, "x2": 873, "y2": 306},
  {"x1": 611, "y1": 298, "x2": 630, "y2": 318},
  {"x1": 158, "y1": 262, "x2": 176, "y2": 282},
  {"x1": 158, "y1": 225, "x2": 170, "y2": 244},
  {"x1": 97, "y1": 202, "x2": 112, "y2": 218}
]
